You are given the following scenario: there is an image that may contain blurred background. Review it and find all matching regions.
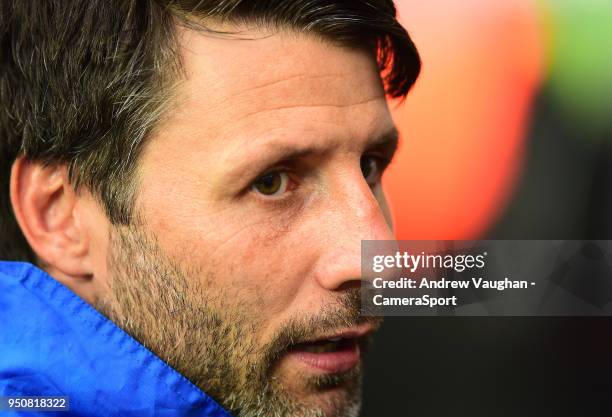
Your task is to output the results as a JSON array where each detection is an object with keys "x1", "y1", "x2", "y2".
[{"x1": 364, "y1": 0, "x2": 612, "y2": 415}]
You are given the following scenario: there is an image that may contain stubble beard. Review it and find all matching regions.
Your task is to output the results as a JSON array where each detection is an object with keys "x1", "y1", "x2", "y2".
[{"x1": 95, "y1": 223, "x2": 374, "y2": 417}]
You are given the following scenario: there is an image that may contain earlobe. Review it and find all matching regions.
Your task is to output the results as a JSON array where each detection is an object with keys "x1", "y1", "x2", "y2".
[{"x1": 10, "y1": 157, "x2": 92, "y2": 277}]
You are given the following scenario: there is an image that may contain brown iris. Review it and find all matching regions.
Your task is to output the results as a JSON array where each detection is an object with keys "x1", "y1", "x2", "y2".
[{"x1": 252, "y1": 172, "x2": 284, "y2": 196}]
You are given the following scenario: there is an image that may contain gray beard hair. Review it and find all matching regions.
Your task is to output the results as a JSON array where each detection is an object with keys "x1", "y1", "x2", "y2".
[{"x1": 94, "y1": 223, "x2": 371, "y2": 417}]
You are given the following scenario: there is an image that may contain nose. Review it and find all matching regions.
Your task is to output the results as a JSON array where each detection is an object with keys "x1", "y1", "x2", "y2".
[{"x1": 313, "y1": 177, "x2": 395, "y2": 292}]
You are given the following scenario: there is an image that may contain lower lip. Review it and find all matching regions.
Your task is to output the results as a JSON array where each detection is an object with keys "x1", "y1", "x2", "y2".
[{"x1": 286, "y1": 340, "x2": 360, "y2": 374}]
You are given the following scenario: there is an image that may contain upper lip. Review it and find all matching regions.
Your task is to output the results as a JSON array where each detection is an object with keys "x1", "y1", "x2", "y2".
[{"x1": 297, "y1": 323, "x2": 377, "y2": 344}]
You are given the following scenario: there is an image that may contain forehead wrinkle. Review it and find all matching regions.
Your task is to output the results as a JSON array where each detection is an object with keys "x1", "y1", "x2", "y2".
[
  {"x1": 231, "y1": 94, "x2": 386, "y2": 124},
  {"x1": 192, "y1": 72, "x2": 357, "y2": 114},
  {"x1": 231, "y1": 72, "x2": 353, "y2": 97},
  {"x1": 210, "y1": 66, "x2": 383, "y2": 114}
]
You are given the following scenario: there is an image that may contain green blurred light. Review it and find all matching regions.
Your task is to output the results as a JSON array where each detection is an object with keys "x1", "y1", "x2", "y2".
[{"x1": 544, "y1": 0, "x2": 612, "y2": 133}]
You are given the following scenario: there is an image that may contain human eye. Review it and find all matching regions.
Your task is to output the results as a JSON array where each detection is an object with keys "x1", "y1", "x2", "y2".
[
  {"x1": 360, "y1": 154, "x2": 389, "y2": 187},
  {"x1": 250, "y1": 170, "x2": 296, "y2": 197}
]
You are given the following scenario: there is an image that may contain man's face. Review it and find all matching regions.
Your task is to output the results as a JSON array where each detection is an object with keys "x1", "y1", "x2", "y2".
[{"x1": 94, "y1": 28, "x2": 397, "y2": 417}]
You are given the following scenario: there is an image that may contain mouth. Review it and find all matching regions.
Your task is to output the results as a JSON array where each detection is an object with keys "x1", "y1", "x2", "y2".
[{"x1": 284, "y1": 325, "x2": 374, "y2": 374}]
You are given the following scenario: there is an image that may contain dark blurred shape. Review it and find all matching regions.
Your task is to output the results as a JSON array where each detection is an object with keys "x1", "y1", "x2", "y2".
[
  {"x1": 490, "y1": 87, "x2": 612, "y2": 240},
  {"x1": 362, "y1": 317, "x2": 612, "y2": 417}
]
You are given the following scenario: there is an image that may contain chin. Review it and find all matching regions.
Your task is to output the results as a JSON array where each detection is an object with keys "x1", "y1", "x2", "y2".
[
  {"x1": 274, "y1": 366, "x2": 363, "y2": 417},
  {"x1": 306, "y1": 388, "x2": 361, "y2": 417}
]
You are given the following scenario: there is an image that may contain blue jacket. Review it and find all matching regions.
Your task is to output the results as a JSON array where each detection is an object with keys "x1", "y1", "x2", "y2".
[{"x1": 0, "y1": 261, "x2": 232, "y2": 417}]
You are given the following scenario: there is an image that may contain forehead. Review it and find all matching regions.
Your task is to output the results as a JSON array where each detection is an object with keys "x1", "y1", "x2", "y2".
[
  {"x1": 177, "y1": 27, "x2": 383, "y2": 105},
  {"x1": 144, "y1": 26, "x2": 392, "y2": 175},
  {"x1": 178, "y1": 26, "x2": 387, "y2": 117}
]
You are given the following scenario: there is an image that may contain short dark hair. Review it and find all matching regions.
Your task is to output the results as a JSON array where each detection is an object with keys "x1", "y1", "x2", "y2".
[{"x1": 0, "y1": 0, "x2": 420, "y2": 262}]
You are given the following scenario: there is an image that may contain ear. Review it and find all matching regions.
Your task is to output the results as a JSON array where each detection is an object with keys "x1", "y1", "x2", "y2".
[{"x1": 10, "y1": 157, "x2": 93, "y2": 277}]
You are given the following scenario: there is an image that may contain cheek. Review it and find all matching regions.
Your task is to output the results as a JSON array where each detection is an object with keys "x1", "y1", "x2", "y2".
[
  {"x1": 141, "y1": 197, "x2": 317, "y2": 321},
  {"x1": 218, "y1": 224, "x2": 319, "y2": 315}
]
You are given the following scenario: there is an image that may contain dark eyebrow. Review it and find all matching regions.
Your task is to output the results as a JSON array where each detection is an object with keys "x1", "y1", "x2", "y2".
[
  {"x1": 367, "y1": 127, "x2": 399, "y2": 157},
  {"x1": 262, "y1": 127, "x2": 400, "y2": 163},
  {"x1": 222, "y1": 126, "x2": 400, "y2": 185}
]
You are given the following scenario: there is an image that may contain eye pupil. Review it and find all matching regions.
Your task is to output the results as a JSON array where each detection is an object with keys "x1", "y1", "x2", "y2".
[{"x1": 254, "y1": 173, "x2": 283, "y2": 195}]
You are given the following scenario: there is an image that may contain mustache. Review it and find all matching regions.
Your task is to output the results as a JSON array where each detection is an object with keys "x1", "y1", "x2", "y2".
[{"x1": 259, "y1": 288, "x2": 383, "y2": 371}]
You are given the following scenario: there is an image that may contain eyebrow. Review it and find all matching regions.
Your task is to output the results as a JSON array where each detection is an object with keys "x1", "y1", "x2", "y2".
[
  {"x1": 225, "y1": 126, "x2": 400, "y2": 182},
  {"x1": 367, "y1": 127, "x2": 399, "y2": 157}
]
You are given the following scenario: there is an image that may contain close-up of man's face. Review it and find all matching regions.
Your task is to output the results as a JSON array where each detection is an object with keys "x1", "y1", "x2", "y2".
[
  {"x1": 0, "y1": 2, "x2": 420, "y2": 416},
  {"x1": 5, "y1": 2, "x2": 612, "y2": 417},
  {"x1": 90, "y1": 28, "x2": 395, "y2": 417}
]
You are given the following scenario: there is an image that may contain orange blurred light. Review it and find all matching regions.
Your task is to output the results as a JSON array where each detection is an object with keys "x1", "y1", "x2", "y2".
[{"x1": 385, "y1": 0, "x2": 545, "y2": 239}]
